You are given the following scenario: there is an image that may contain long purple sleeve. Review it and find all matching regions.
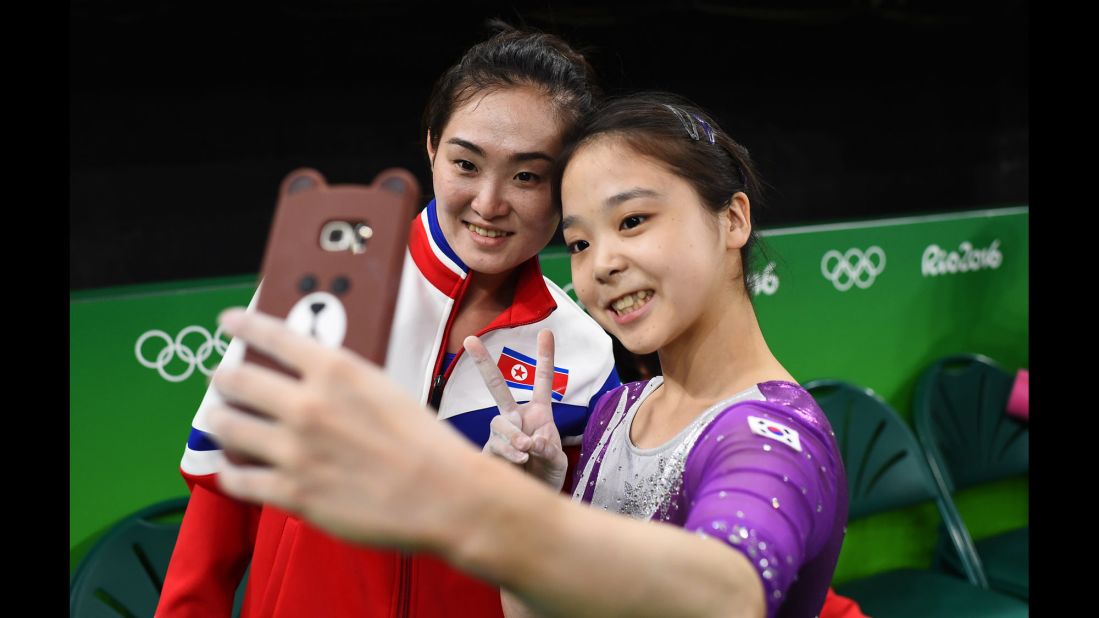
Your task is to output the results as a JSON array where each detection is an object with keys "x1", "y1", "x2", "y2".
[
  {"x1": 572, "y1": 380, "x2": 848, "y2": 618},
  {"x1": 679, "y1": 382, "x2": 846, "y2": 618}
]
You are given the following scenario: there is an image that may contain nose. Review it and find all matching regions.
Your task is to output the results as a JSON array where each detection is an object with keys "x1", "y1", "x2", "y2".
[
  {"x1": 470, "y1": 180, "x2": 509, "y2": 220},
  {"x1": 310, "y1": 303, "x2": 325, "y2": 315},
  {"x1": 593, "y1": 239, "x2": 627, "y2": 284}
]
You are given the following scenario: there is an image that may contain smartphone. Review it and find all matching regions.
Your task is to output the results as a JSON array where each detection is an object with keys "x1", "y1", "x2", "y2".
[{"x1": 226, "y1": 167, "x2": 420, "y2": 464}]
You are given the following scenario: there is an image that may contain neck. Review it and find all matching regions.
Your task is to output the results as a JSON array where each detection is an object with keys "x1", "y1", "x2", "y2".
[
  {"x1": 462, "y1": 266, "x2": 522, "y2": 313},
  {"x1": 655, "y1": 286, "x2": 792, "y2": 407}
]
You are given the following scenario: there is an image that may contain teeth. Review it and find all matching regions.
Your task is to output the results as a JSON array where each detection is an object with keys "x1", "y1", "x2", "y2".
[
  {"x1": 611, "y1": 290, "x2": 653, "y2": 313},
  {"x1": 466, "y1": 223, "x2": 510, "y2": 238}
]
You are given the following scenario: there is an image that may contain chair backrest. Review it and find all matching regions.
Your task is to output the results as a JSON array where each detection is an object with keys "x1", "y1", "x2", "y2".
[
  {"x1": 804, "y1": 379, "x2": 988, "y2": 587},
  {"x1": 913, "y1": 354, "x2": 1028, "y2": 493},
  {"x1": 70, "y1": 497, "x2": 189, "y2": 618}
]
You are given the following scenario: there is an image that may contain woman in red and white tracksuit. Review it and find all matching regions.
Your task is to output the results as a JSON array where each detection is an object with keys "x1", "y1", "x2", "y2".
[{"x1": 157, "y1": 23, "x2": 619, "y2": 618}]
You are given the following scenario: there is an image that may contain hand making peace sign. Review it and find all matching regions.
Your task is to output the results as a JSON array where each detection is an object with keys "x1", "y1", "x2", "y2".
[{"x1": 463, "y1": 330, "x2": 569, "y2": 492}]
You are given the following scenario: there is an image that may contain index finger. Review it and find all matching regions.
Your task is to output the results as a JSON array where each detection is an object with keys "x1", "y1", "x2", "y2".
[
  {"x1": 463, "y1": 336, "x2": 519, "y2": 415},
  {"x1": 219, "y1": 308, "x2": 328, "y2": 375},
  {"x1": 531, "y1": 329, "x2": 556, "y2": 406}
]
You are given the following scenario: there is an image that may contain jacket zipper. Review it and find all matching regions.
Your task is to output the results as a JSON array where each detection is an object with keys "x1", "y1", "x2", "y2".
[
  {"x1": 395, "y1": 552, "x2": 412, "y2": 618},
  {"x1": 429, "y1": 307, "x2": 556, "y2": 410}
]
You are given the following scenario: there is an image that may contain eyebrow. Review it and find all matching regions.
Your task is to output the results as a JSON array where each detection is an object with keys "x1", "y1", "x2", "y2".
[
  {"x1": 606, "y1": 187, "x2": 659, "y2": 206},
  {"x1": 446, "y1": 137, "x2": 554, "y2": 164},
  {"x1": 561, "y1": 188, "x2": 660, "y2": 230}
]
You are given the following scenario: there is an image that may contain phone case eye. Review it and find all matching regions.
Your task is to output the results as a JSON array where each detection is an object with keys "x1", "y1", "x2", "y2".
[{"x1": 331, "y1": 277, "x2": 351, "y2": 295}]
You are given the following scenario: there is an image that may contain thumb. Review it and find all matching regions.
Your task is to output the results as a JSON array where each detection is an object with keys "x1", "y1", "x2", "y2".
[{"x1": 531, "y1": 435, "x2": 558, "y2": 459}]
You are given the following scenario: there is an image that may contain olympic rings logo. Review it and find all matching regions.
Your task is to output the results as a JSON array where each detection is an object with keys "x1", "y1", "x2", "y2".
[
  {"x1": 135, "y1": 325, "x2": 231, "y2": 383},
  {"x1": 820, "y1": 246, "x2": 886, "y2": 291}
]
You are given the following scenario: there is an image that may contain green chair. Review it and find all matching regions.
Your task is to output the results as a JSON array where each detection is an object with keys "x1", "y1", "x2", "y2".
[
  {"x1": 805, "y1": 380, "x2": 1028, "y2": 617},
  {"x1": 70, "y1": 497, "x2": 249, "y2": 617},
  {"x1": 914, "y1": 354, "x2": 1028, "y2": 601}
]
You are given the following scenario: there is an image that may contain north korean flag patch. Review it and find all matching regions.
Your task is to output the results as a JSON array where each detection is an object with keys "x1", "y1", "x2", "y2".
[
  {"x1": 747, "y1": 416, "x2": 802, "y2": 452},
  {"x1": 498, "y1": 347, "x2": 569, "y2": 401}
]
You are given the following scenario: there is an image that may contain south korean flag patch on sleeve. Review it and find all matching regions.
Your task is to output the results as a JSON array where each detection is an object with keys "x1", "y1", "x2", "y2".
[{"x1": 748, "y1": 416, "x2": 802, "y2": 452}]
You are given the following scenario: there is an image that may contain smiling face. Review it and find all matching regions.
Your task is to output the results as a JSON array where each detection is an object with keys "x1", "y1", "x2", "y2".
[
  {"x1": 426, "y1": 86, "x2": 564, "y2": 276},
  {"x1": 561, "y1": 137, "x2": 750, "y2": 355}
]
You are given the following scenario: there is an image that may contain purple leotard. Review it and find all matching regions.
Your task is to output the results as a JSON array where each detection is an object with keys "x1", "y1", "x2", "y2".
[{"x1": 572, "y1": 378, "x2": 847, "y2": 618}]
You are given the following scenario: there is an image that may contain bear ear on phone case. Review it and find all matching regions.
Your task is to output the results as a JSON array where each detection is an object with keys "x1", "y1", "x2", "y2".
[{"x1": 248, "y1": 167, "x2": 421, "y2": 370}]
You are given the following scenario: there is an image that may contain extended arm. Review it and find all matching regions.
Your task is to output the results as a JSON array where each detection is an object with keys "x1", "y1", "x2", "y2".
[{"x1": 206, "y1": 309, "x2": 766, "y2": 618}]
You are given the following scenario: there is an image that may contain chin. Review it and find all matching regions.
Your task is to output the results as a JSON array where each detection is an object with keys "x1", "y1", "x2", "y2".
[
  {"x1": 461, "y1": 251, "x2": 522, "y2": 276},
  {"x1": 609, "y1": 330, "x2": 661, "y2": 357},
  {"x1": 626, "y1": 341, "x2": 661, "y2": 356}
]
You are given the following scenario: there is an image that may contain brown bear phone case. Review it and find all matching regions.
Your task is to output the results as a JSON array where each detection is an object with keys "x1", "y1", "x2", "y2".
[
  {"x1": 245, "y1": 167, "x2": 419, "y2": 367},
  {"x1": 227, "y1": 167, "x2": 420, "y2": 464}
]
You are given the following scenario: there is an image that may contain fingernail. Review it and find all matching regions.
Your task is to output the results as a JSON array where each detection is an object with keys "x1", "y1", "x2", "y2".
[{"x1": 219, "y1": 308, "x2": 246, "y2": 332}]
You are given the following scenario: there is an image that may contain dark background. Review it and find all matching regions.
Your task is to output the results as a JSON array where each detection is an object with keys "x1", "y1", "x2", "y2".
[{"x1": 70, "y1": 0, "x2": 1028, "y2": 291}]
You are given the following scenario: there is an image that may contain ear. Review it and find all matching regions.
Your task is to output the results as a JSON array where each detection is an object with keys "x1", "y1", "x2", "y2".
[
  {"x1": 722, "y1": 192, "x2": 752, "y2": 251},
  {"x1": 373, "y1": 168, "x2": 422, "y2": 220},
  {"x1": 425, "y1": 130, "x2": 437, "y2": 167},
  {"x1": 373, "y1": 168, "x2": 420, "y2": 198},
  {"x1": 281, "y1": 168, "x2": 326, "y2": 197}
]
